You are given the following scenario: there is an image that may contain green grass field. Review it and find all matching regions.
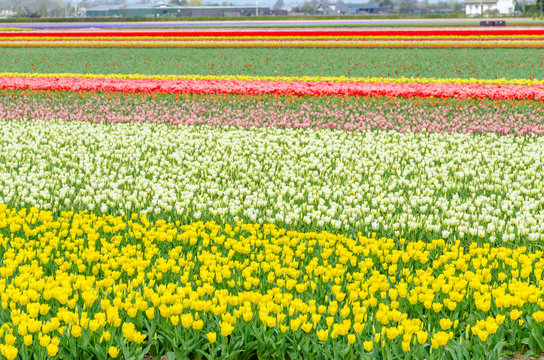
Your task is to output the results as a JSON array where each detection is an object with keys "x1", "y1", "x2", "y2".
[{"x1": 1, "y1": 47, "x2": 543, "y2": 79}]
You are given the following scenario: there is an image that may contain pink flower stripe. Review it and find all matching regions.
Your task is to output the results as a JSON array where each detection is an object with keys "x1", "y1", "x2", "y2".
[
  {"x1": 1, "y1": 91, "x2": 543, "y2": 136},
  {"x1": 1, "y1": 75, "x2": 543, "y2": 100}
]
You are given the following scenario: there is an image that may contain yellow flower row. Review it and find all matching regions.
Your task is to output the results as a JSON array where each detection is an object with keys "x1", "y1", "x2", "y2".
[
  {"x1": 1, "y1": 71, "x2": 542, "y2": 86},
  {"x1": 0, "y1": 28, "x2": 31, "y2": 32},
  {"x1": 0, "y1": 203, "x2": 543, "y2": 358}
]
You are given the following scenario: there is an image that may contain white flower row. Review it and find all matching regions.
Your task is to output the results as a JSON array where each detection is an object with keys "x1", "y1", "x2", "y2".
[{"x1": 1, "y1": 120, "x2": 543, "y2": 244}]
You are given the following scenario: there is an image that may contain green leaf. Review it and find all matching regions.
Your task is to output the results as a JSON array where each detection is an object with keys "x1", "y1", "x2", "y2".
[
  {"x1": 490, "y1": 339, "x2": 506, "y2": 360},
  {"x1": 135, "y1": 344, "x2": 153, "y2": 360},
  {"x1": 195, "y1": 348, "x2": 215, "y2": 360},
  {"x1": 445, "y1": 345, "x2": 460, "y2": 360},
  {"x1": 528, "y1": 335, "x2": 539, "y2": 354},
  {"x1": 460, "y1": 343, "x2": 471, "y2": 360},
  {"x1": 531, "y1": 328, "x2": 544, "y2": 352}
]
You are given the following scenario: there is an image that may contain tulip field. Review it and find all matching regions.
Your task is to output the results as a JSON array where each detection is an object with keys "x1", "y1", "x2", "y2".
[
  {"x1": 1, "y1": 24, "x2": 544, "y2": 360},
  {"x1": 1, "y1": 47, "x2": 544, "y2": 79}
]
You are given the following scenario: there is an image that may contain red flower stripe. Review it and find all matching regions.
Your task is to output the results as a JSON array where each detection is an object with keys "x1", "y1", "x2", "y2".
[
  {"x1": 0, "y1": 76, "x2": 543, "y2": 100},
  {"x1": 3, "y1": 29, "x2": 544, "y2": 37}
]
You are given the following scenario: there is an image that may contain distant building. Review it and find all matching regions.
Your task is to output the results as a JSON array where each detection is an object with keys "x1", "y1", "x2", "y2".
[
  {"x1": 346, "y1": 2, "x2": 393, "y2": 13},
  {"x1": 85, "y1": 4, "x2": 286, "y2": 17},
  {"x1": 464, "y1": 0, "x2": 515, "y2": 16},
  {"x1": 321, "y1": 2, "x2": 393, "y2": 15},
  {"x1": 0, "y1": 9, "x2": 16, "y2": 18}
]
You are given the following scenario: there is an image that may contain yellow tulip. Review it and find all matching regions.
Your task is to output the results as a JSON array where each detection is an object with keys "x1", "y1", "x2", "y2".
[
  {"x1": 220, "y1": 322, "x2": 234, "y2": 337},
  {"x1": 416, "y1": 331, "x2": 428, "y2": 345},
  {"x1": 533, "y1": 311, "x2": 544, "y2": 323},
  {"x1": 4, "y1": 333, "x2": 16, "y2": 346},
  {"x1": 439, "y1": 318, "x2": 453, "y2": 331},
  {"x1": 1, "y1": 345, "x2": 18, "y2": 360},
  {"x1": 23, "y1": 334, "x2": 33, "y2": 346},
  {"x1": 71, "y1": 325, "x2": 82, "y2": 338},
  {"x1": 431, "y1": 331, "x2": 449, "y2": 349},
  {"x1": 102, "y1": 331, "x2": 111, "y2": 342},
  {"x1": 477, "y1": 330, "x2": 489, "y2": 342},
  {"x1": 108, "y1": 346, "x2": 119, "y2": 358},
  {"x1": 317, "y1": 329, "x2": 328, "y2": 342},
  {"x1": 145, "y1": 308, "x2": 155, "y2": 320},
  {"x1": 207, "y1": 332, "x2": 217, "y2": 343}
]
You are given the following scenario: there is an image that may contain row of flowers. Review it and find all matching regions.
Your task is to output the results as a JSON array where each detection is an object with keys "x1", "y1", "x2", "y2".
[
  {"x1": 1, "y1": 74, "x2": 544, "y2": 99},
  {"x1": 0, "y1": 120, "x2": 543, "y2": 246},
  {"x1": 1, "y1": 89, "x2": 543, "y2": 136},
  {"x1": 3, "y1": 72, "x2": 542, "y2": 86},
  {"x1": 3, "y1": 29, "x2": 544, "y2": 37},
  {"x1": 0, "y1": 28, "x2": 32, "y2": 32},
  {"x1": 7, "y1": 35, "x2": 544, "y2": 40},
  {"x1": 4, "y1": 35, "x2": 544, "y2": 41},
  {"x1": 0, "y1": 203, "x2": 543, "y2": 359},
  {"x1": 2, "y1": 39, "x2": 544, "y2": 48}
]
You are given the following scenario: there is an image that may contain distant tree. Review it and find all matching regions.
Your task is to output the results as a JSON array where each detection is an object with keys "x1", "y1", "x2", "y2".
[
  {"x1": 188, "y1": 0, "x2": 202, "y2": 5},
  {"x1": 452, "y1": 1, "x2": 463, "y2": 11},
  {"x1": 76, "y1": 0, "x2": 96, "y2": 9},
  {"x1": 336, "y1": 0, "x2": 346, "y2": 13},
  {"x1": 170, "y1": 0, "x2": 188, "y2": 5},
  {"x1": 378, "y1": 0, "x2": 393, "y2": 7},
  {"x1": 397, "y1": 0, "x2": 417, "y2": 12},
  {"x1": 24, "y1": 0, "x2": 55, "y2": 16},
  {"x1": 310, "y1": 0, "x2": 319, "y2": 11},
  {"x1": 46, "y1": 0, "x2": 66, "y2": 17},
  {"x1": 296, "y1": 1, "x2": 314, "y2": 13},
  {"x1": 272, "y1": 0, "x2": 284, "y2": 10}
]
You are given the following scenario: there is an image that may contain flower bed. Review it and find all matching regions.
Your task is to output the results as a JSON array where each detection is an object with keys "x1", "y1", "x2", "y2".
[
  {"x1": 2, "y1": 74, "x2": 544, "y2": 100},
  {"x1": 1, "y1": 47, "x2": 541, "y2": 80},
  {"x1": 3, "y1": 29, "x2": 544, "y2": 37},
  {"x1": 2, "y1": 34, "x2": 544, "y2": 48},
  {"x1": 0, "y1": 203, "x2": 542, "y2": 359},
  {"x1": 1, "y1": 24, "x2": 544, "y2": 360},
  {"x1": 0, "y1": 120, "x2": 543, "y2": 244},
  {"x1": 1, "y1": 90, "x2": 543, "y2": 135}
]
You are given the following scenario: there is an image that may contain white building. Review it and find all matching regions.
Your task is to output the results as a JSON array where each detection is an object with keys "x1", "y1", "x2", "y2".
[
  {"x1": 465, "y1": 0, "x2": 515, "y2": 16},
  {"x1": 0, "y1": 9, "x2": 16, "y2": 18}
]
